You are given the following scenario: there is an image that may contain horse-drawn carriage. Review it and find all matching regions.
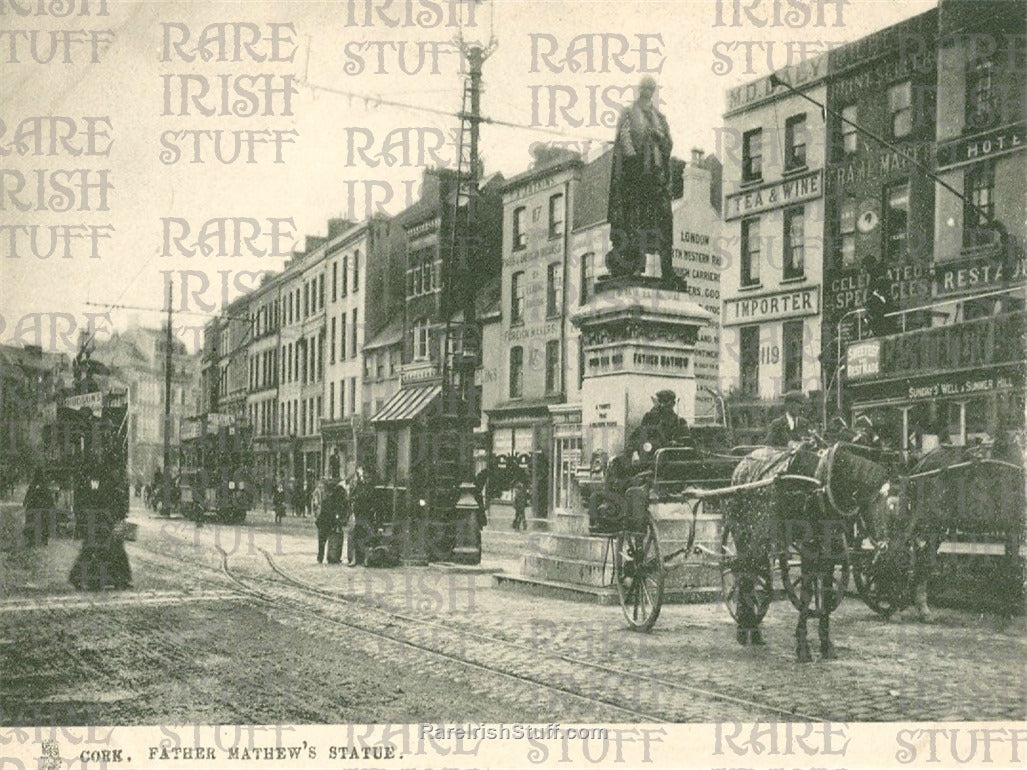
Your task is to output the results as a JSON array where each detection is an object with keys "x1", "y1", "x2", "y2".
[{"x1": 586, "y1": 421, "x2": 1025, "y2": 659}]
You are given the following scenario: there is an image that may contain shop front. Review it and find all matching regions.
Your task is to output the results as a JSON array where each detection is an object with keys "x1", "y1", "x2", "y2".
[
  {"x1": 486, "y1": 402, "x2": 555, "y2": 518},
  {"x1": 845, "y1": 311, "x2": 1026, "y2": 454},
  {"x1": 321, "y1": 417, "x2": 375, "y2": 481}
]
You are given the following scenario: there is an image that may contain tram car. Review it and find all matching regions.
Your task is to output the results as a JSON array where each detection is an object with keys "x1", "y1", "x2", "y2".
[
  {"x1": 42, "y1": 388, "x2": 130, "y2": 538},
  {"x1": 178, "y1": 415, "x2": 253, "y2": 524}
]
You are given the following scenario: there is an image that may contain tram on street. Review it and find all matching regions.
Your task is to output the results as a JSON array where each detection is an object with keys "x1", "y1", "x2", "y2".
[{"x1": 179, "y1": 414, "x2": 254, "y2": 524}]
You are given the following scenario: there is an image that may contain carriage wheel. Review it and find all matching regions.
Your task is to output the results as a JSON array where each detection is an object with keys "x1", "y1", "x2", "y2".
[
  {"x1": 778, "y1": 536, "x2": 850, "y2": 613},
  {"x1": 852, "y1": 540, "x2": 915, "y2": 618},
  {"x1": 613, "y1": 519, "x2": 664, "y2": 632},
  {"x1": 720, "y1": 523, "x2": 773, "y2": 623}
]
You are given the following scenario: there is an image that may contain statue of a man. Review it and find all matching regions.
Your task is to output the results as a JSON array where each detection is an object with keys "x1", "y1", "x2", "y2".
[{"x1": 607, "y1": 76, "x2": 677, "y2": 287}]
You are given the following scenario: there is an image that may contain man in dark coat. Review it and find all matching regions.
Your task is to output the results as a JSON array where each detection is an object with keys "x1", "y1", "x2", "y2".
[
  {"x1": 23, "y1": 468, "x2": 54, "y2": 546},
  {"x1": 765, "y1": 391, "x2": 812, "y2": 446},
  {"x1": 316, "y1": 481, "x2": 344, "y2": 564},
  {"x1": 639, "y1": 390, "x2": 690, "y2": 447},
  {"x1": 69, "y1": 461, "x2": 131, "y2": 590},
  {"x1": 608, "y1": 76, "x2": 677, "y2": 286}
]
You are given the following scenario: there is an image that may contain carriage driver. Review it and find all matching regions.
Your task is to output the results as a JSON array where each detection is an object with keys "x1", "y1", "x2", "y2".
[
  {"x1": 765, "y1": 391, "x2": 812, "y2": 447},
  {"x1": 637, "y1": 390, "x2": 690, "y2": 452}
]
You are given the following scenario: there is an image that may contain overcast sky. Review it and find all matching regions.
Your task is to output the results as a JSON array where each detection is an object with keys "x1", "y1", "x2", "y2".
[{"x1": 1, "y1": 0, "x2": 934, "y2": 353}]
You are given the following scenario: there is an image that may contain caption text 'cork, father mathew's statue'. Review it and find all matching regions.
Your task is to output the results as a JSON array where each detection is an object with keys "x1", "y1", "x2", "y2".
[{"x1": 607, "y1": 76, "x2": 678, "y2": 288}]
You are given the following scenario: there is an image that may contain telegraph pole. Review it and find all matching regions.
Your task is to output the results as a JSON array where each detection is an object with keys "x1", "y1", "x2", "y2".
[{"x1": 163, "y1": 280, "x2": 173, "y2": 514}]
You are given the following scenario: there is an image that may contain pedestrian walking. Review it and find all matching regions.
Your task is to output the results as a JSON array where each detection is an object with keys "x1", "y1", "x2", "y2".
[
  {"x1": 511, "y1": 479, "x2": 528, "y2": 531},
  {"x1": 69, "y1": 462, "x2": 131, "y2": 590},
  {"x1": 272, "y1": 480, "x2": 286, "y2": 525},
  {"x1": 22, "y1": 468, "x2": 54, "y2": 547},
  {"x1": 316, "y1": 481, "x2": 344, "y2": 564}
]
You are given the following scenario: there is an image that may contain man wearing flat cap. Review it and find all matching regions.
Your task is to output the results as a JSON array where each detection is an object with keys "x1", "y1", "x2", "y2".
[
  {"x1": 608, "y1": 76, "x2": 678, "y2": 287},
  {"x1": 637, "y1": 389, "x2": 690, "y2": 451},
  {"x1": 765, "y1": 391, "x2": 812, "y2": 446}
]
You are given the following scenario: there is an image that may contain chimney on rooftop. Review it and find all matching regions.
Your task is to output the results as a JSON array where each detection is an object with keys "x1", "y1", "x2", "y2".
[
  {"x1": 328, "y1": 218, "x2": 353, "y2": 239},
  {"x1": 691, "y1": 148, "x2": 704, "y2": 164}
]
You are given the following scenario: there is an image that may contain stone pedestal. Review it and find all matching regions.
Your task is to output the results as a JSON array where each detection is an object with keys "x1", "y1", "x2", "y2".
[
  {"x1": 571, "y1": 276, "x2": 714, "y2": 462},
  {"x1": 493, "y1": 277, "x2": 720, "y2": 603}
]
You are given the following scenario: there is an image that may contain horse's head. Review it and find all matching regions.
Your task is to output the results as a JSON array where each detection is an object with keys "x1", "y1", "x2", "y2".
[{"x1": 820, "y1": 442, "x2": 892, "y2": 519}]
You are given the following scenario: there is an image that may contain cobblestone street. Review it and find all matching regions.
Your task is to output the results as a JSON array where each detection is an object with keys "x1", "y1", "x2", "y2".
[{"x1": 2, "y1": 500, "x2": 1024, "y2": 726}]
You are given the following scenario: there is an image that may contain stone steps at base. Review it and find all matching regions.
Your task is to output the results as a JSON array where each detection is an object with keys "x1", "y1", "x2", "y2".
[
  {"x1": 481, "y1": 529, "x2": 533, "y2": 559},
  {"x1": 531, "y1": 531, "x2": 722, "y2": 562}
]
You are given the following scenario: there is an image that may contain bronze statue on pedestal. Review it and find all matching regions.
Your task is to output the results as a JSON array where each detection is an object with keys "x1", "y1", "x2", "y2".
[{"x1": 607, "y1": 76, "x2": 679, "y2": 289}]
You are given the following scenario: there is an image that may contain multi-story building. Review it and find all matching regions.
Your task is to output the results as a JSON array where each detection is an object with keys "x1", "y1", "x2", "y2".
[
  {"x1": 321, "y1": 216, "x2": 393, "y2": 478},
  {"x1": 246, "y1": 274, "x2": 281, "y2": 491},
  {"x1": 275, "y1": 236, "x2": 329, "y2": 487},
  {"x1": 0, "y1": 344, "x2": 69, "y2": 480},
  {"x1": 487, "y1": 149, "x2": 582, "y2": 517},
  {"x1": 369, "y1": 167, "x2": 503, "y2": 486},
  {"x1": 821, "y1": 10, "x2": 939, "y2": 378},
  {"x1": 718, "y1": 55, "x2": 829, "y2": 439},
  {"x1": 844, "y1": 0, "x2": 1026, "y2": 450},
  {"x1": 92, "y1": 327, "x2": 200, "y2": 482},
  {"x1": 673, "y1": 149, "x2": 724, "y2": 423}
]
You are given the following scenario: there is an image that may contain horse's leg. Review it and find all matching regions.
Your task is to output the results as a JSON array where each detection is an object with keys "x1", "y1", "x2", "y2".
[
  {"x1": 795, "y1": 559, "x2": 813, "y2": 663},
  {"x1": 817, "y1": 566, "x2": 837, "y2": 660},
  {"x1": 913, "y1": 538, "x2": 934, "y2": 622}
]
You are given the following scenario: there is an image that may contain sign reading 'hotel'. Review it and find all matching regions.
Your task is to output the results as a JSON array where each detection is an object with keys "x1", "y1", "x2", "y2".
[{"x1": 724, "y1": 169, "x2": 822, "y2": 220}]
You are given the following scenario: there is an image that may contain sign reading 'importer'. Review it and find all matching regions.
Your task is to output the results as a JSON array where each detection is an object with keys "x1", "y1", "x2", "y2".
[{"x1": 723, "y1": 286, "x2": 820, "y2": 325}]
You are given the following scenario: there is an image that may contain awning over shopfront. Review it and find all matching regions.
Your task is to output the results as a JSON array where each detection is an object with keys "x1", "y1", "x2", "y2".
[{"x1": 370, "y1": 384, "x2": 442, "y2": 424}]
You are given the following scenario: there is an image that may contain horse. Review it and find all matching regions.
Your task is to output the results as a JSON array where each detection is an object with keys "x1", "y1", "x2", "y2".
[
  {"x1": 881, "y1": 437, "x2": 1025, "y2": 618},
  {"x1": 727, "y1": 441, "x2": 891, "y2": 662}
]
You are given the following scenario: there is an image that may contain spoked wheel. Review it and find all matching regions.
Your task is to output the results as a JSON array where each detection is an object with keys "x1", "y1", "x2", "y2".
[
  {"x1": 779, "y1": 536, "x2": 850, "y2": 613},
  {"x1": 852, "y1": 539, "x2": 915, "y2": 618},
  {"x1": 613, "y1": 519, "x2": 665, "y2": 631},
  {"x1": 720, "y1": 523, "x2": 773, "y2": 623}
]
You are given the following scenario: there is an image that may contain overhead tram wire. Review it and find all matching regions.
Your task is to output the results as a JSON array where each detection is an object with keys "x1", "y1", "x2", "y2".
[{"x1": 295, "y1": 77, "x2": 615, "y2": 147}]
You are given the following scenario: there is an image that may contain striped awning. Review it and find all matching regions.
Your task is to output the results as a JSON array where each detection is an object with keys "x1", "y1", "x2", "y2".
[{"x1": 370, "y1": 384, "x2": 442, "y2": 424}]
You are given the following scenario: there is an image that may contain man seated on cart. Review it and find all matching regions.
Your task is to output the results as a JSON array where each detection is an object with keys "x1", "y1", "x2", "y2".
[
  {"x1": 765, "y1": 390, "x2": 813, "y2": 447},
  {"x1": 635, "y1": 390, "x2": 691, "y2": 453}
]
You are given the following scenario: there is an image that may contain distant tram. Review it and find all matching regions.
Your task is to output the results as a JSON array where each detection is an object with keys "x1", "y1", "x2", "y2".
[
  {"x1": 178, "y1": 414, "x2": 253, "y2": 524},
  {"x1": 42, "y1": 388, "x2": 130, "y2": 536}
]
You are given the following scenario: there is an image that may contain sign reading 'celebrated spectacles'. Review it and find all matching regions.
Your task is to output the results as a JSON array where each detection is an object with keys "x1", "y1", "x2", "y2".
[{"x1": 724, "y1": 169, "x2": 822, "y2": 221}]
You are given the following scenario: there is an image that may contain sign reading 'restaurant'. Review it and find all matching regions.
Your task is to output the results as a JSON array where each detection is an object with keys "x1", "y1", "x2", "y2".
[
  {"x1": 724, "y1": 169, "x2": 822, "y2": 220},
  {"x1": 723, "y1": 285, "x2": 820, "y2": 325}
]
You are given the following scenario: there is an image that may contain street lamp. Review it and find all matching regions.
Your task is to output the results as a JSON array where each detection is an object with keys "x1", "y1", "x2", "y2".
[{"x1": 824, "y1": 307, "x2": 865, "y2": 425}]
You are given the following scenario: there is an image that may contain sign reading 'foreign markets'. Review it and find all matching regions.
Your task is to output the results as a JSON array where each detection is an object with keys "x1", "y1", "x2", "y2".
[{"x1": 724, "y1": 169, "x2": 821, "y2": 220}]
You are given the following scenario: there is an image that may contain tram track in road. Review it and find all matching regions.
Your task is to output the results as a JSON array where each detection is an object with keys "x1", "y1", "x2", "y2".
[
  {"x1": 213, "y1": 545, "x2": 666, "y2": 722},
  {"x1": 123, "y1": 521, "x2": 823, "y2": 721},
  {"x1": 240, "y1": 546, "x2": 824, "y2": 723}
]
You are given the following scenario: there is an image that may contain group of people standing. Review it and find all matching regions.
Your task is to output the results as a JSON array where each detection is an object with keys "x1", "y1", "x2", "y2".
[{"x1": 307, "y1": 467, "x2": 377, "y2": 567}]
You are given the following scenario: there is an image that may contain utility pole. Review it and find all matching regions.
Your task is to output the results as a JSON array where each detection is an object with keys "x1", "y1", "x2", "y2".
[
  {"x1": 163, "y1": 281, "x2": 173, "y2": 514},
  {"x1": 441, "y1": 25, "x2": 497, "y2": 563}
]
